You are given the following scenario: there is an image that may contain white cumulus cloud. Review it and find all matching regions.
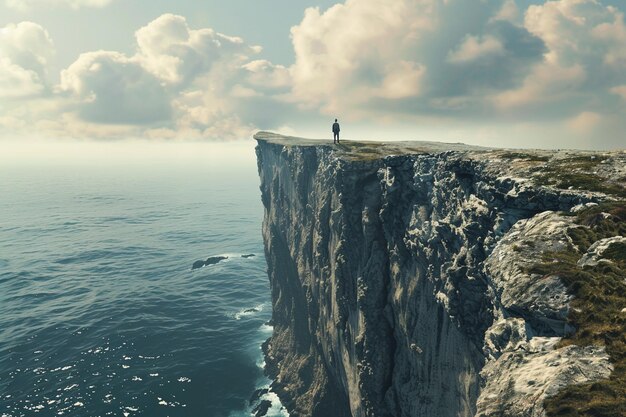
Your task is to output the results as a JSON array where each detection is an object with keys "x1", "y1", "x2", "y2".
[
  {"x1": 448, "y1": 35, "x2": 505, "y2": 63},
  {"x1": 0, "y1": 22, "x2": 54, "y2": 98},
  {"x1": 60, "y1": 51, "x2": 171, "y2": 124},
  {"x1": 51, "y1": 13, "x2": 289, "y2": 139},
  {"x1": 135, "y1": 14, "x2": 261, "y2": 86},
  {"x1": 288, "y1": 0, "x2": 546, "y2": 118},
  {"x1": 493, "y1": 0, "x2": 626, "y2": 114},
  {"x1": 289, "y1": 0, "x2": 438, "y2": 115},
  {"x1": 1, "y1": 14, "x2": 292, "y2": 139}
]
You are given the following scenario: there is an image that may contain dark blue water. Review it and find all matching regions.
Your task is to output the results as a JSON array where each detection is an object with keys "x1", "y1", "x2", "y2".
[{"x1": 0, "y1": 143, "x2": 284, "y2": 417}]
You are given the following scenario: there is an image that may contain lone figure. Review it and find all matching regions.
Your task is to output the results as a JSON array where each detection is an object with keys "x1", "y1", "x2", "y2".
[{"x1": 332, "y1": 119, "x2": 340, "y2": 144}]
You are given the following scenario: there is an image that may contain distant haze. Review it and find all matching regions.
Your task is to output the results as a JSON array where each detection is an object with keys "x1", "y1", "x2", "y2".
[
  {"x1": 1, "y1": 0, "x2": 625, "y2": 150},
  {"x1": 1, "y1": 140, "x2": 258, "y2": 177}
]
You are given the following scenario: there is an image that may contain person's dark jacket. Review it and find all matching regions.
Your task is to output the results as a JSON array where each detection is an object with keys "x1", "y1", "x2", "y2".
[{"x1": 332, "y1": 122, "x2": 340, "y2": 133}]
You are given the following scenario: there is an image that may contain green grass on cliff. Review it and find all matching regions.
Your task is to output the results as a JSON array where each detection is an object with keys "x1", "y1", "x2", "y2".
[
  {"x1": 334, "y1": 141, "x2": 427, "y2": 161},
  {"x1": 537, "y1": 202, "x2": 626, "y2": 417},
  {"x1": 533, "y1": 156, "x2": 626, "y2": 198},
  {"x1": 499, "y1": 151, "x2": 551, "y2": 162}
]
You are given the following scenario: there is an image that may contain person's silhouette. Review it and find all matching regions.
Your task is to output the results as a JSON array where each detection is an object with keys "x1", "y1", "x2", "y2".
[{"x1": 332, "y1": 119, "x2": 340, "y2": 144}]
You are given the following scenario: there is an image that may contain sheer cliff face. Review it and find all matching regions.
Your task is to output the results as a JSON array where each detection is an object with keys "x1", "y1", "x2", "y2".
[{"x1": 255, "y1": 133, "x2": 622, "y2": 417}]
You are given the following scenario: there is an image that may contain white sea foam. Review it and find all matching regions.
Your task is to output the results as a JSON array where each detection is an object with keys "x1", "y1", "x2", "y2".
[
  {"x1": 246, "y1": 327, "x2": 289, "y2": 417},
  {"x1": 234, "y1": 303, "x2": 266, "y2": 320},
  {"x1": 251, "y1": 388, "x2": 290, "y2": 417}
]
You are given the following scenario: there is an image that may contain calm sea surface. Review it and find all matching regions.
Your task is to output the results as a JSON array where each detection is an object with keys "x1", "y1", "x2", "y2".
[{"x1": 0, "y1": 142, "x2": 284, "y2": 417}]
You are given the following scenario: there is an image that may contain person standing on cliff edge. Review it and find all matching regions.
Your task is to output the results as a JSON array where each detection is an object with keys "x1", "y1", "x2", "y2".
[{"x1": 332, "y1": 119, "x2": 340, "y2": 144}]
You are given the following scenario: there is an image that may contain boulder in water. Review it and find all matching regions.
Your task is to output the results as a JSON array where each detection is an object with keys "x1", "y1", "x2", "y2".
[
  {"x1": 192, "y1": 260, "x2": 205, "y2": 270},
  {"x1": 252, "y1": 400, "x2": 272, "y2": 417},
  {"x1": 191, "y1": 256, "x2": 228, "y2": 270},
  {"x1": 205, "y1": 256, "x2": 228, "y2": 266},
  {"x1": 249, "y1": 388, "x2": 269, "y2": 405}
]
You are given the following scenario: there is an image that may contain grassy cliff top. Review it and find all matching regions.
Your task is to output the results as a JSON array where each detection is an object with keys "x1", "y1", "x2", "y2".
[
  {"x1": 254, "y1": 130, "x2": 489, "y2": 156},
  {"x1": 254, "y1": 131, "x2": 626, "y2": 198}
]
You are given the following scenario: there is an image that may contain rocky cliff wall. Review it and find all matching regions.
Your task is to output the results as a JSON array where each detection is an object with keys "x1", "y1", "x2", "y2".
[{"x1": 255, "y1": 132, "x2": 625, "y2": 417}]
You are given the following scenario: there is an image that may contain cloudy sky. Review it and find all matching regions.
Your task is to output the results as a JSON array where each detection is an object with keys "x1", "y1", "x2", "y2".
[{"x1": 1, "y1": 0, "x2": 625, "y2": 149}]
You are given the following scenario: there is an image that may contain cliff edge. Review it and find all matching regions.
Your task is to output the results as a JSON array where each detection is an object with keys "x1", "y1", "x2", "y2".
[{"x1": 254, "y1": 131, "x2": 626, "y2": 417}]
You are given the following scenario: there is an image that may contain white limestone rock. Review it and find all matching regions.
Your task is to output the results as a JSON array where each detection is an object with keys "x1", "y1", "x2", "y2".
[
  {"x1": 484, "y1": 211, "x2": 580, "y2": 336},
  {"x1": 578, "y1": 236, "x2": 626, "y2": 267},
  {"x1": 477, "y1": 341, "x2": 612, "y2": 417}
]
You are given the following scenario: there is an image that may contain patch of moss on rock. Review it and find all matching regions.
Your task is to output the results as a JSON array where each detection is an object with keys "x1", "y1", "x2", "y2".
[
  {"x1": 534, "y1": 156, "x2": 626, "y2": 198},
  {"x1": 335, "y1": 141, "x2": 426, "y2": 161},
  {"x1": 538, "y1": 202, "x2": 626, "y2": 417},
  {"x1": 603, "y1": 242, "x2": 626, "y2": 263},
  {"x1": 500, "y1": 152, "x2": 551, "y2": 162}
]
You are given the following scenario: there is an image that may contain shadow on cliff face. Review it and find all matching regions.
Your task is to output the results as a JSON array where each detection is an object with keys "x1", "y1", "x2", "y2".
[{"x1": 263, "y1": 223, "x2": 352, "y2": 417}]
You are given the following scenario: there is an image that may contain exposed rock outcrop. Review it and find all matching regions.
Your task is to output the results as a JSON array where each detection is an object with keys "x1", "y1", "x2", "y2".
[
  {"x1": 255, "y1": 132, "x2": 625, "y2": 417},
  {"x1": 191, "y1": 255, "x2": 228, "y2": 270}
]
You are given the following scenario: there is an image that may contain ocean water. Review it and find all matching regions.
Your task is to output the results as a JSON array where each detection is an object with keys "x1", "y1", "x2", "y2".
[{"x1": 0, "y1": 142, "x2": 284, "y2": 417}]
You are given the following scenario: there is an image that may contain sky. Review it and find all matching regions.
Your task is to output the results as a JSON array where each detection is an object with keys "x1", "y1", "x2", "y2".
[{"x1": 1, "y1": 0, "x2": 626, "y2": 149}]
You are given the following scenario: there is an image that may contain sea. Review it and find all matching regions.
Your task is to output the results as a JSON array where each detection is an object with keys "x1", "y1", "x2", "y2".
[{"x1": 0, "y1": 140, "x2": 285, "y2": 417}]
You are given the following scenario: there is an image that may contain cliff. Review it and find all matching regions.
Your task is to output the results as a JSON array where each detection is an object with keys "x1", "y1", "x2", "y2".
[{"x1": 254, "y1": 131, "x2": 626, "y2": 417}]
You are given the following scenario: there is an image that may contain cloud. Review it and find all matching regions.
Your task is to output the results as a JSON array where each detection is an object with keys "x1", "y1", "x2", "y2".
[
  {"x1": 288, "y1": 0, "x2": 437, "y2": 115},
  {"x1": 60, "y1": 51, "x2": 171, "y2": 124},
  {"x1": 610, "y1": 85, "x2": 626, "y2": 100},
  {"x1": 493, "y1": 62, "x2": 587, "y2": 109},
  {"x1": 0, "y1": 22, "x2": 54, "y2": 98},
  {"x1": 134, "y1": 14, "x2": 261, "y2": 86},
  {"x1": 492, "y1": 0, "x2": 626, "y2": 118},
  {"x1": 567, "y1": 111, "x2": 602, "y2": 133},
  {"x1": 0, "y1": 14, "x2": 294, "y2": 140},
  {"x1": 490, "y1": 0, "x2": 519, "y2": 23},
  {"x1": 288, "y1": 0, "x2": 546, "y2": 117},
  {"x1": 242, "y1": 60, "x2": 291, "y2": 91},
  {"x1": 5, "y1": 0, "x2": 113, "y2": 10},
  {"x1": 57, "y1": 14, "x2": 266, "y2": 128},
  {"x1": 448, "y1": 35, "x2": 504, "y2": 63},
  {"x1": 590, "y1": 6, "x2": 626, "y2": 66},
  {"x1": 50, "y1": 14, "x2": 292, "y2": 138}
]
